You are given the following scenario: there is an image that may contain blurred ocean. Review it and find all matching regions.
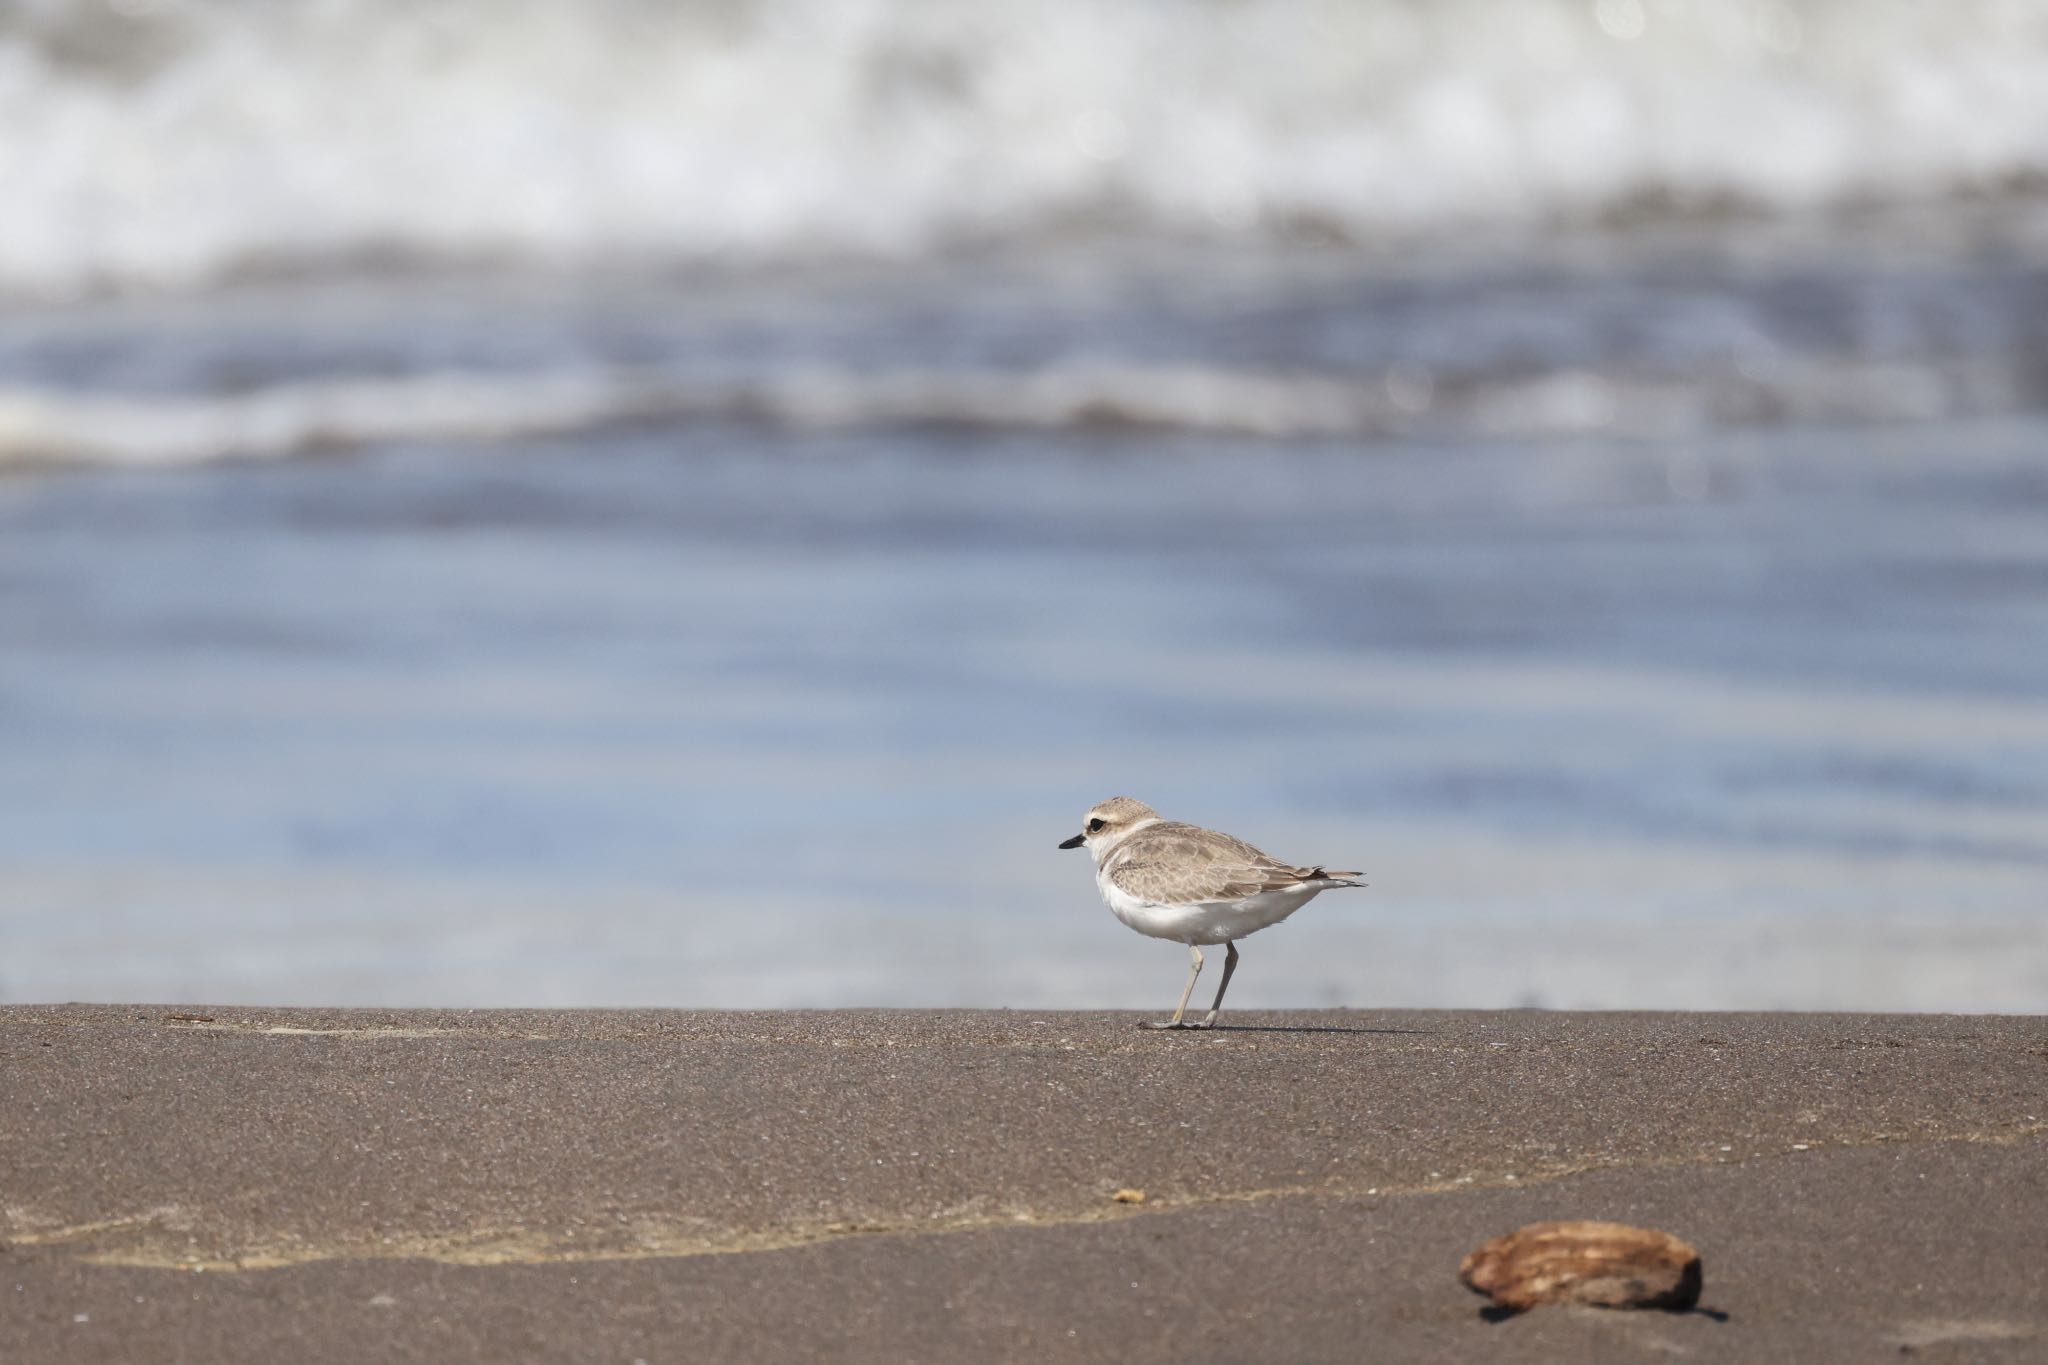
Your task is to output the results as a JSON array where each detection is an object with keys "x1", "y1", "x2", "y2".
[
  {"x1": 2, "y1": 0, "x2": 2046, "y2": 1010},
  {"x1": 6, "y1": 0, "x2": 2048, "y2": 296}
]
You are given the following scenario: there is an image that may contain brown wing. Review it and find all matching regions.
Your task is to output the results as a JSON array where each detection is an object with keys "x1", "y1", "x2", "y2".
[{"x1": 1105, "y1": 822, "x2": 1327, "y2": 904}]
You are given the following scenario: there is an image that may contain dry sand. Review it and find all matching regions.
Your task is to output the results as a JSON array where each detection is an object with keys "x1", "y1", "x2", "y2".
[{"x1": 4, "y1": 1006, "x2": 2044, "y2": 1362}]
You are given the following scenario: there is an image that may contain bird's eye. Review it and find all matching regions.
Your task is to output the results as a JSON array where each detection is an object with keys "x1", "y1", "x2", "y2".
[{"x1": 1087, "y1": 817, "x2": 1105, "y2": 832}]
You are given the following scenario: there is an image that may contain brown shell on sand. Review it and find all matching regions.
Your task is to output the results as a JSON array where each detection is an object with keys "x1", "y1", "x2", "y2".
[{"x1": 1459, "y1": 1221, "x2": 1703, "y2": 1312}]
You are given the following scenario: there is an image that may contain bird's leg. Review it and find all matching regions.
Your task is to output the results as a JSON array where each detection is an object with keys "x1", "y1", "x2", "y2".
[
  {"x1": 1141, "y1": 944, "x2": 1204, "y2": 1030},
  {"x1": 1192, "y1": 941, "x2": 1240, "y2": 1029}
]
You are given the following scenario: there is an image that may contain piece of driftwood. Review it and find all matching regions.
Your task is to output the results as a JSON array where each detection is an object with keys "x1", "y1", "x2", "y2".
[{"x1": 1459, "y1": 1220, "x2": 1702, "y2": 1312}]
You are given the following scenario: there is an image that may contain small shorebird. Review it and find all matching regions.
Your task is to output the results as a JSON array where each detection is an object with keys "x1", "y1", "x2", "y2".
[{"x1": 1059, "y1": 796, "x2": 1366, "y2": 1030}]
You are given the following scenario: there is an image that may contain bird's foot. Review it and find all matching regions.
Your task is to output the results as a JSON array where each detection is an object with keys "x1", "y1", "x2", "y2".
[{"x1": 1139, "y1": 1019, "x2": 1195, "y2": 1031}]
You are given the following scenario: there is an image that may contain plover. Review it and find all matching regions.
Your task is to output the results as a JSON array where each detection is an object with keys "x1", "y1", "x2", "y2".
[{"x1": 1059, "y1": 796, "x2": 1366, "y2": 1030}]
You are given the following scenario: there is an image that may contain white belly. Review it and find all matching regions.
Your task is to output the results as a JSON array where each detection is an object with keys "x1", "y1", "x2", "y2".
[{"x1": 1100, "y1": 878, "x2": 1324, "y2": 946}]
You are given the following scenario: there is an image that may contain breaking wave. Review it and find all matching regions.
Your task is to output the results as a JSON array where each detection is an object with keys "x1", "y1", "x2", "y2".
[
  {"x1": 5, "y1": 0, "x2": 2048, "y2": 294},
  {"x1": 1, "y1": 353, "x2": 2032, "y2": 469}
]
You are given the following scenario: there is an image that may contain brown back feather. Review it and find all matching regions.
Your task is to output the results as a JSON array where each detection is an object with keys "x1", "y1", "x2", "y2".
[{"x1": 1107, "y1": 822, "x2": 1358, "y2": 903}]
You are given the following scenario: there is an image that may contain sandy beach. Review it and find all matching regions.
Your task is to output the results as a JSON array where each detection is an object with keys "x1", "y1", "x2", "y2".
[{"x1": 5, "y1": 1005, "x2": 2043, "y2": 1362}]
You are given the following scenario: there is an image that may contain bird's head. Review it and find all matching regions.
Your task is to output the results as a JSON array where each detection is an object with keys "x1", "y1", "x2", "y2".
[{"x1": 1058, "y1": 796, "x2": 1160, "y2": 855}]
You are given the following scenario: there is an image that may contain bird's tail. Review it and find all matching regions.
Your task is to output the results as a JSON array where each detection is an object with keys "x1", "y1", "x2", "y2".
[{"x1": 1303, "y1": 866, "x2": 1367, "y2": 887}]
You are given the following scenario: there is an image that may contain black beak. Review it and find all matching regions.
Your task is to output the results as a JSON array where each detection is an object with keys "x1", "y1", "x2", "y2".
[{"x1": 1058, "y1": 833, "x2": 1085, "y2": 849}]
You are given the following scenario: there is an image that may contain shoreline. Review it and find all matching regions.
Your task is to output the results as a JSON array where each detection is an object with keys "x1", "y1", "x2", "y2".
[{"x1": 6, "y1": 1006, "x2": 2044, "y2": 1362}]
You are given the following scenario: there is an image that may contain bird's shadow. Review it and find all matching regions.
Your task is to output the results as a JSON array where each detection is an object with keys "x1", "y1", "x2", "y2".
[{"x1": 1199, "y1": 1024, "x2": 1434, "y2": 1036}]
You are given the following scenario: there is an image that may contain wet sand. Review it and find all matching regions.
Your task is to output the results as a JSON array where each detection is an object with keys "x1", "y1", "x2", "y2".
[{"x1": 5, "y1": 1006, "x2": 2044, "y2": 1362}]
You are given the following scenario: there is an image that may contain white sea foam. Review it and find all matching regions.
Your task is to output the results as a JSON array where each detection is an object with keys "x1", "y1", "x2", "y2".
[
  {"x1": 0, "y1": 353, "x2": 2024, "y2": 469},
  {"x1": 4, "y1": 0, "x2": 2048, "y2": 294},
  {"x1": 0, "y1": 366, "x2": 1377, "y2": 466}
]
